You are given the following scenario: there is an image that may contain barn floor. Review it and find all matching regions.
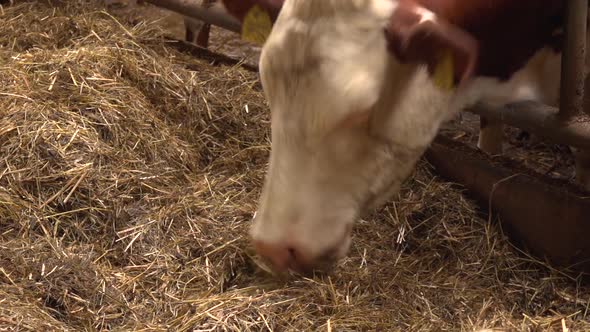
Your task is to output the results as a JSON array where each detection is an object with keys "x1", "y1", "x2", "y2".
[{"x1": 0, "y1": 1, "x2": 589, "y2": 331}]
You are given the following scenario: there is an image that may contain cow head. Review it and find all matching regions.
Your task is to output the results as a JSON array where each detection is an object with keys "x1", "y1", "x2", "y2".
[{"x1": 221, "y1": 0, "x2": 478, "y2": 275}]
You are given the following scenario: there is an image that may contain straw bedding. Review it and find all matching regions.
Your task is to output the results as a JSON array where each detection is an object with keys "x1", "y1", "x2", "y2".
[{"x1": 0, "y1": 1, "x2": 588, "y2": 330}]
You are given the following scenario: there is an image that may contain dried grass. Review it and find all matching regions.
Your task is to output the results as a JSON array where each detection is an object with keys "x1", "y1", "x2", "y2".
[{"x1": 0, "y1": 1, "x2": 589, "y2": 331}]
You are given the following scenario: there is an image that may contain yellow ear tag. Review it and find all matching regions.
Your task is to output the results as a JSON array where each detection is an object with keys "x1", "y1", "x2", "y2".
[
  {"x1": 433, "y1": 49, "x2": 455, "y2": 91},
  {"x1": 241, "y1": 4, "x2": 273, "y2": 46}
]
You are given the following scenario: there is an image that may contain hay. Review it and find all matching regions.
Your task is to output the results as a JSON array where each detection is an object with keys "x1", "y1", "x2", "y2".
[{"x1": 0, "y1": 1, "x2": 589, "y2": 330}]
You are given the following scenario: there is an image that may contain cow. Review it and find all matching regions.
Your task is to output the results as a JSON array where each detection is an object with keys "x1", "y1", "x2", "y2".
[
  {"x1": 184, "y1": 0, "x2": 218, "y2": 48},
  {"x1": 218, "y1": 0, "x2": 584, "y2": 275}
]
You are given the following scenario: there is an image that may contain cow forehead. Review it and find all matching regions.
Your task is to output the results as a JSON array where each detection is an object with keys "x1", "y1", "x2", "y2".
[
  {"x1": 280, "y1": 0, "x2": 396, "y2": 20},
  {"x1": 260, "y1": 0, "x2": 397, "y2": 135},
  {"x1": 261, "y1": 0, "x2": 399, "y2": 73}
]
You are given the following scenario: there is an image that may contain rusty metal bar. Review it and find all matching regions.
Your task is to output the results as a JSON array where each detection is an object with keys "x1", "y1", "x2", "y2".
[
  {"x1": 559, "y1": 0, "x2": 588, "y2": 119},
  {"x1": 144, "y1": 0, "x2": 241, "y2": 34},
  {"x1": 466, "y1": 101, "x2": 590, "y2": 150}
]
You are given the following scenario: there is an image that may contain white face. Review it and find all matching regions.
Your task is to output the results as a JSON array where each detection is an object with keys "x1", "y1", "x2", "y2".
[{"x1": 250, "y1": 0, "x2": 455, "y2": 274}]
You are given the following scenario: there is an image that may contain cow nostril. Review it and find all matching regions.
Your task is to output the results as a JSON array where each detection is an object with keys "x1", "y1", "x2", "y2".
[
  {"x1": 253, "y1": 240, "x2": 301, "y2": 272},
  {"x1": 317, "y1": 245, "x2": 338, "y2": 262},
  {"x1": 287, "y1": 247, "x2": 297, "y2": 260}
]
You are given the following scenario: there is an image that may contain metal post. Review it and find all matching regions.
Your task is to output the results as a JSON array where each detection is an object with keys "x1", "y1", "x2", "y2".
[
  {"x1": 144, "y1": 0, "x2": 242, "y2": 34},
  {"x1": 559, "y1": 0, "x2": 588, "y2": 119}
]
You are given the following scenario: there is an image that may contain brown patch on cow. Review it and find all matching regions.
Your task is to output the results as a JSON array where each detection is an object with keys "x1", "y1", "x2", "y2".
[{"x1": 414, "y1": 0, "x2": 566, "y2": 80}]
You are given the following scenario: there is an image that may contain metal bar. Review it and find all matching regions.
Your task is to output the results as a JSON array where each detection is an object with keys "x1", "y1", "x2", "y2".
[
  {"x1": 163, "y1": 37, "x2": 260, "y2": 72},
  {"x1": 466, "y1": 101, "x2": 590, "y2": 150},
  {"x1": 559, "y1": 0, "x2": 588, "y2": 119},
  {"x1": 144, "y1": 0, "x2": 242, "y2": 34}
]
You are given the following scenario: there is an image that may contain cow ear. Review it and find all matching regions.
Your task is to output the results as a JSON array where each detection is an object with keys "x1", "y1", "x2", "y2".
[{"x1": 385, "y1": 2, "x2": 479, "y2": 91}]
